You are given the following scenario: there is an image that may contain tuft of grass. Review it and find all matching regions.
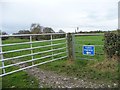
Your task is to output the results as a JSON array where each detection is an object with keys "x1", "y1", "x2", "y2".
[{"x1": 2, "y1": 71, "x2": 39, "y2": 88}]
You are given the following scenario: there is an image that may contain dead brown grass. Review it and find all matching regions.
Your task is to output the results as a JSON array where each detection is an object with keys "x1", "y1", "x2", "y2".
[{"x1": 90, "y1": 59, "x2": 118, "y2": 72}]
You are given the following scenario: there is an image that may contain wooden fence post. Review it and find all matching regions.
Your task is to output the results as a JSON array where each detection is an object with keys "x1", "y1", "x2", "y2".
[
  {"x1": 67, "y1": 33, "x2": 75, "y2": 61},
  {"x1": 72, "y1": 34, "x2": 76, "y2": 60}
]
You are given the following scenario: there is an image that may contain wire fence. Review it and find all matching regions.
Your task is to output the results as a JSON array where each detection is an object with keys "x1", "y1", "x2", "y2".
[{"x1": 73, "y1": 33, "x2": 104, "y2": 60}]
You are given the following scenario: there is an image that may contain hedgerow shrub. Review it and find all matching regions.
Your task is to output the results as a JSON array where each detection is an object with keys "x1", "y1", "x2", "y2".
[{"x1": 104, "y1": 31, "x2": 120, "y2": 60}]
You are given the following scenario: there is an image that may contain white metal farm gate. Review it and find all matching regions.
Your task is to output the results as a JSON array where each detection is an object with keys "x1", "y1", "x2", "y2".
[{"x1": 0, "y1": 33, "x2": 68, "y2": 77}]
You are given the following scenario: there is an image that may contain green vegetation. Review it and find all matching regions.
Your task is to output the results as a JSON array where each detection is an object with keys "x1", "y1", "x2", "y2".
[
  {"x1": 2, "y1": 71, "x2": 39, "y2": 88},
  {"x1": 1, "y1": 38, "x2": 40, "y2": 88},
  {"x1": 39, "y1": 58, "x2": 118, "y2": 85},
  {"x1": 39, "y1": 35, "x2": 118, "y2": 85},
  {"x1": 1, "y1": 37, "x2": 66, "y2": 88},
  {"x1": 2, "y1": 37, "x2": 66, "y2": 68},
  {"x1": 75, "y1": 35, "x2": 104, "y2": 61},
  {"x1": 1, "y1": 35, "x2": 118, "y2": 87},
  {"x1": 104, "y1": 32, "x2": 120, "y2": 59}
]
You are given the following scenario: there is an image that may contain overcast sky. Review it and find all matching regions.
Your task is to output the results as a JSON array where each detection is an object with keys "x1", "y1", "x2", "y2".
[{"x1": 0, "y1": 0, "x2": 119, "y2": 34}]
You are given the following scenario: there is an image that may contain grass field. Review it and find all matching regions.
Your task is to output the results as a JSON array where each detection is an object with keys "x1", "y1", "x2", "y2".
[
  {"x1": 39, "y1": 35, "x2": 118, "y2": 86},
  {"x1": 1, "y1": 35, "x2": 118, "y2": 88},
  {"x1": 75, "y1": 35, "x2": 104, "y2": 60},
  {"x1": 1, "y1": 36, "x2": 67, "y2": 88}
]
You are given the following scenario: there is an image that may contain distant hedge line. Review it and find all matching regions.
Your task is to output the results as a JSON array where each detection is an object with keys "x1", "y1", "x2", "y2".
[
  {"x1": 14, "y1": 34, "x2": 66, "y2": 40},
  {"x1": 1, "y1": 34, "x2": 66, "y2": 41}
]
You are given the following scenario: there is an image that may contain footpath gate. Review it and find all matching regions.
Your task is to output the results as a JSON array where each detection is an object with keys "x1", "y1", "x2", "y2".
[
  {"x1": 0, "y1": 33, "x2": 68, "y2": 77},
  {"x1": 68, "y1": 33, "x2": 104, "y2": 61}
]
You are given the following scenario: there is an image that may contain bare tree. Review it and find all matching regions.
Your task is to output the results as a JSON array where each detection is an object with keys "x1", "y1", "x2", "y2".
[
  {"x1": 30, "y1": 23, "x2": 42, "y2": 40},
  {"x1": 30, "y1": 23, "x2": 42, "y2": 34}
]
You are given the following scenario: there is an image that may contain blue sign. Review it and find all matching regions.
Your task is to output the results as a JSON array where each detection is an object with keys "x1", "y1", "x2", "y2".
[{"x1": 83, "y1": 45, "x2": 95, "y2": 56}]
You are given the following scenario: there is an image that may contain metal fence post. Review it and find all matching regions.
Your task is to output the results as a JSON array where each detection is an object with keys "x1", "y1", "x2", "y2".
[
  {"x1": 30, "y1": 36, "x2": 34, "y2": 65},
  {"x1": 51, "y1": 34, "x2": 53, "y2": 60},
  {"x1": 0, "y1": 36, "x2": 5, "y2": 74},
  {"x1": 67, "y1": 33, "x2": 75, "y2": 61}
]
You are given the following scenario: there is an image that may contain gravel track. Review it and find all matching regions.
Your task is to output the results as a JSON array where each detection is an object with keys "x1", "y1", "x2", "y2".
[{"x1": 12, "y1": 60, "x2": 118, "y2": 88}]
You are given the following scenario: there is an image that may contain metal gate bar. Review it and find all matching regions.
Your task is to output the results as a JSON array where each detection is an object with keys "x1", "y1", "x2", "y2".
[{"x1": 0, "y1": 33, "x2": 67, "y2": 77}]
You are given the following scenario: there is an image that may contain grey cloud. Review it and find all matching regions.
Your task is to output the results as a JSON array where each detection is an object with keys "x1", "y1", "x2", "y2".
[{"x1": 0, "y1": 0, "x2": 119, "y2": 33}]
